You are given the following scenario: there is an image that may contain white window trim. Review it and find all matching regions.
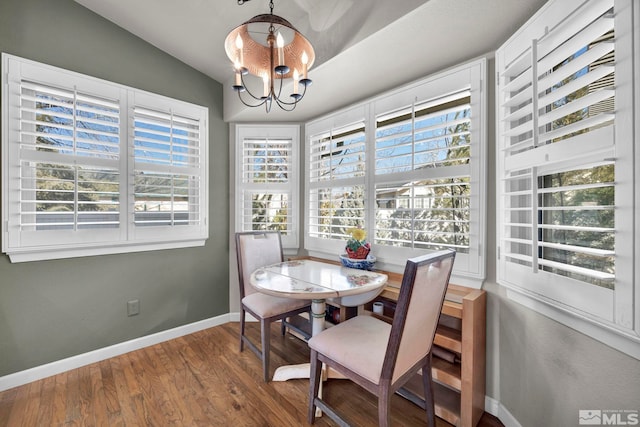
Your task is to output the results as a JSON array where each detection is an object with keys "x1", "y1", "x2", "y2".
[
  {"x1": 234, "y1": 124, "x2": 300, "y2": 250},
  {"x1": 1, "y1": 53, "x2": 209, "y2": 262},
  {"x1": 305, "y1": 59, "x2": 487, "y2": 288},
  {"x1": 495, "y1": 0, "x2": 640, "y2": 359},
  {"x1": 305, "y1": 106, "x2": 367, "y2": 257}
]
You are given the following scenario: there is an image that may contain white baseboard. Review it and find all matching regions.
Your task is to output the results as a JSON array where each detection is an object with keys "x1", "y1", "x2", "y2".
[
  {"x1": 0, "y1": 314, "x2": 230, "y2": 392},
  {"x1": 485, "y1": 395, "x2": 500, "y2": 417},
  {"x1": 485, "y1": 396, "x2": 522, "y2": 427}
]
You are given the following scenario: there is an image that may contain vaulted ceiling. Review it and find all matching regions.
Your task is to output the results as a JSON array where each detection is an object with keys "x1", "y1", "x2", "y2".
[{"x1": 74, "y1": 0, "x2": 547, "y2": 122}]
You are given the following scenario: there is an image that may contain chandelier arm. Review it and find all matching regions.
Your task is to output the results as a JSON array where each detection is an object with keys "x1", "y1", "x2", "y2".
[
  {"x1": 271, "y1": 87, "x2": 298, "y2": 110},
  {"x1": 237, "y1": 91, "x2": 268, "y2": 108},
  {"x1": 274, "y1": 90, "x2": 304, "y2": 110},
  {"x1": 272, "y1": 81, "x2": 308, "y2": 108},
  {"x1": 238, "y1": 72, "x2": 270, "y2": 102},
  {"x1": 273, "y1": 94, "x2": 299, "y2": 109},
  {"x1": 235, "y1": 73, "x2": 270, "y2": 108},
  {"x1": 274, "y1": 74, "x2": 285, "y2": 101},
  {"x1": 273, "y1": 97, "x2": 299, "y2": 111}
]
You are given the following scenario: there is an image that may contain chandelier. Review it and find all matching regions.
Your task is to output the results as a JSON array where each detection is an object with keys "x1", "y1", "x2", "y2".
[{"x1": 224, "y1": 0, "x2": 315, "y2": 112}]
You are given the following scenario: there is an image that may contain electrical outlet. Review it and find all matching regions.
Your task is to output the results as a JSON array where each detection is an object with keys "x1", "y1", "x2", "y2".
[{"x1": 127, "y1": 299, "x2": 140, "y2": 316}]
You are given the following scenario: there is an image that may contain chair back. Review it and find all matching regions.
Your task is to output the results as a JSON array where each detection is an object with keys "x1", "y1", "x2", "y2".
[
  {"x1": 235, "y1": 231, "x2": 284, "y2": 299},
  {"x1": 382, "y1": 250, "x2": 456, "y2": 384}
]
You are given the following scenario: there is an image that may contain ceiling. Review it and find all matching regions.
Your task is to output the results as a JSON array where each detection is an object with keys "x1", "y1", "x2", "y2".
[{"x1": 74, "y1": 0, "x2": 547, "y2": 123}]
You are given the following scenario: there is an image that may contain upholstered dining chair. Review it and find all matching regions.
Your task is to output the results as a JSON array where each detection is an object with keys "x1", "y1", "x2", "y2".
[
  {"x1": 235, "y1": 231, "x2": 312, "y2": 382},
  {"x1": 308, "y1": 249, "x2": 456, "y2": 427}
]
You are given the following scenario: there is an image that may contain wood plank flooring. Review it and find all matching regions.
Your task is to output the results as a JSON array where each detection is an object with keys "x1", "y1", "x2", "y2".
[{"x1": 0, "y1": 322, "x2": 504, "y2": 426}]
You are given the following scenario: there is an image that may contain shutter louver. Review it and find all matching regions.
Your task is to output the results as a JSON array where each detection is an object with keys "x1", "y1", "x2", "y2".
[
  {"x1": 499, "y1": 0, "x2": 616, "y2": 288},
  {"x1": 304, "y1": 60, "x2": 485, "y2": 282},
  {"x1": 241, "y1": 138, "x2": 291, "y2": 184},
  {"x1": 133, "y1": 107, "x2": 202, "y2": 227},
  {"x1": 374, "y1": 91, "x2": 472, "y2": 253},
  {"x1": 18, "y1": 81, "x2": 120, "y2": 231},
  {"x1": 308, "y1": 185, "x2": 366, "y2": 240},
  {"x1": 239, "y1": 138, "x2": 293, "y2": 232},
  {"x1": 494, "y1": 0, "x2": 640, "y2": 359},
  {"x1": 309, "y1": 123, "x2": 366, "y2": 183},
  {"x1": 3, "y1": 54, "x2": 209, "y2": 261},
  {"x1": 308, "y1": 122, "x2": 366, "y2": 241}
]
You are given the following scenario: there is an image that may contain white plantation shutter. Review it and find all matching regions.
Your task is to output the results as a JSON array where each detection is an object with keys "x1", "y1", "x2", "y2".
[
  {"x1": 307, "y1": 119, "x2": 366, "y2": 245},
  {"x1": 309, "y1": 122, "x2": 366, "y2": 183},
  {"x1": 235, "y1": 125, "x2": 299, "y2": 249},
  {"x1": 370, "y1": 61, "x2": 485, "y2": 281},
  {"x1": 239, "y1": 138, "x2": 292, "y2": 229},
  {"x1": 241, "y1": 138, "x2": 291, "y2": 184},
  {"x1": 133, "y1": 107, "x2": 204, "y2": 229},
  {"x1": 19, "y1": 81, "x2": 120, "y2": 159},
  {"x1": 374, "y1": 91, "x2": 472, "y2": 253},
  {"x1": 305, "y1": 61, "x2": 486, "y2": 284},
  {"x1": 17, "y1": 82, "x2": 121, "y2": 233},
  {"x1": 2, "y1": 54, "x2": 208, "y2": 261},
  {"x1": 497, "y1": 0, "x2": 638, "y2": 347}
]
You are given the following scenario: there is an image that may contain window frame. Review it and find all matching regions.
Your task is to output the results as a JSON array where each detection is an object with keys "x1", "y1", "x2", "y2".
[
  {"x1": 305, "y1": 59, "x2": 487, "y2": 287},
  {"x1": 495, "y1": 0, "x2": 640, "y2": 358},
  {"x1": 306, "y1": 109, "x2": 368, "y2": 255},
  {"x1": 234, "y1": 124, "x2": 300, "y2": 250},
  {"x1": 1, "y1": 53, "x2": 209, "y2": 262}
]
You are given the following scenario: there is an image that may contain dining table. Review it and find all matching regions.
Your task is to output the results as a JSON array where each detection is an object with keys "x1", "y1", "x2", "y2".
[{"x1": 249, "y1": 258, "x2": 388, "y2": 381}]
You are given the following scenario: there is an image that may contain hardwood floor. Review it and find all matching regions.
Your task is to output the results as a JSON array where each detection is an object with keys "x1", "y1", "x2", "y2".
[{"x1": 0, "y1": 322, "x2": 504, "y2": 426}]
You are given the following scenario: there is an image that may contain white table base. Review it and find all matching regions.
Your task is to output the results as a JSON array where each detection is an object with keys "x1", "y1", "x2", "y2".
[
  {"x1": 274, "y1": 298, "x2": 330, "y2": 382},
  {"x1": 273, "y1": 298, "x2": 346, "y2": 418}
]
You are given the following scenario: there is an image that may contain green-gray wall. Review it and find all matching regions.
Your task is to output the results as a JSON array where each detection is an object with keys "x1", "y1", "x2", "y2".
[{"x1": 0, "y1": 0, "x2": 229, "y2": 376}]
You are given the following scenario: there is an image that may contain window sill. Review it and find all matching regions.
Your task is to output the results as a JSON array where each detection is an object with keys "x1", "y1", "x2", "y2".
[
  {"x1": 307, "y1": 249, "x2": 485, "y2": 289},
  {"x1": 4, "y1": 238, "x2": 207, "y2": 263},
  {"x1": 504, "y1": 284, "x2": 640, "y2": 360}
]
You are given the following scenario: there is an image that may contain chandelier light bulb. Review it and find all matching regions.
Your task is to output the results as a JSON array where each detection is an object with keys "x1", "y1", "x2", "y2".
[
  {"x1": 235, "y1": 64, "x2": 242, "y2": 86},
  {"x1": 276, "y1": 32, "x2": 285, "y2": 66},
  {"x1": 301, "y1": 51, "x2": 309, "y2": 79},
  {"x1": 235, "y1": 34, "x2": 244, "y2": 67},
  {"x1": 262, "y1": 73, "x2": 269, "y2": 98},
  {"x1": 293, "y1": 69, "x2": 299, "y2": 95}
]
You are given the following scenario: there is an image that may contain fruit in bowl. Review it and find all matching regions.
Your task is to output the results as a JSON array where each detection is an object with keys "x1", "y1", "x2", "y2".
[{"x1": 345, "y1": 228, "x2": 370, "y2": 259}]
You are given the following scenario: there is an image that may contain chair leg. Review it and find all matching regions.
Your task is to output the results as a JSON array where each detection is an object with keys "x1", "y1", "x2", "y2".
[
  {"x1": 261, "y1": 319, "x2": 271, "y2": 382},
  {"x1": 239, "y1": 307, "x2": 246, "y2": 353},
  {"x1": 422, "y1": 354, "x2": 436, "y2": 426},
  {"x1": 378, "y1": 385, "x2": 392, "y2": 427},
  {"x1": 281, "y1": 317, "x2": 287, "y2": 335},
  {"x1": 308, "y1": 350, "x2": 322, "y2": 424}
]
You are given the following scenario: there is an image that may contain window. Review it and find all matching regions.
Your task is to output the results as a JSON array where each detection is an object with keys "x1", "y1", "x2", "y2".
[
  {"x1": 305, "y1": 60, "x2": 486, "y2": 285},
  {"x1": 1, "y1": 53, "x2": 209, "y2": 262},
  {"x1": 496, "y1": 0, "x2": 639, "y2": 357},
  {"x1": 374, "y1": 91, "x2": 474, "y2": 258},
  {"x1": 307, "y1": 116, "x2": 366, "y2": 251},
  {"x1": 235, "y1": 125, "x2": 299, "y2": 249}
]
